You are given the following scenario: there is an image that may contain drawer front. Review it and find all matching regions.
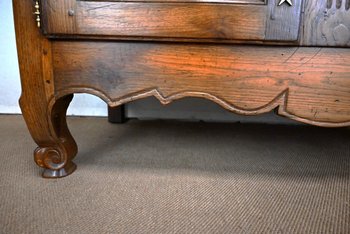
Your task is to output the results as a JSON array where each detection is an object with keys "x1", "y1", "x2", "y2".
[{"x1": 42, "y1": 0, "x2": 302, "y2": 42}]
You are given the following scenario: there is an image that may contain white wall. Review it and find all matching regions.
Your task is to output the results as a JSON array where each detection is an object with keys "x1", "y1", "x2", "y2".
[
  {"x1": 0, "y1": 1, "x2": 107, "y2": 116},
  {"x1": 0, "y1": 1, "x2": 295, "y2": 124},
  {"x1": 0, "y1": 0, "x2": 21, "y2": 113}
]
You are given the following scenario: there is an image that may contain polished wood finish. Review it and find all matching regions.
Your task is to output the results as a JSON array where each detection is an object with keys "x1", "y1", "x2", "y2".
[
  {"x1": 13, "y1": 0, "x2": 77, "y2": 178},
  {"x1": 41, "y1": 0, "x2": 76, "y2": 34},
  {"x1": 42, "y1": 0, "x2": 302, "y2": 42},
  {"x1": 13, "y1": 0, "x2": 350, "y2": 178},
  {"x1": 79, "y1": 0, "x2": 266, "y2": 3},
  {"x1": 52, "y1": 42, "x2": 350, "y2": 127}
]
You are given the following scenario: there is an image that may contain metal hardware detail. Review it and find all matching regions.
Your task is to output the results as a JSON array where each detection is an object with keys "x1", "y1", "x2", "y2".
[
  {"x1": 34, "y1": 1, "x2": 41, "y2": 28},
  {"x1": 68, "y1": 9, "x2": 75, "y2": 16},
  {"x1": 278, "y1": 0, "x2": 292, "y2": 6}
]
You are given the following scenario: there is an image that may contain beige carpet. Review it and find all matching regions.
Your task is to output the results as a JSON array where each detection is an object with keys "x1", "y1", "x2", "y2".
[{"x1": 0, "y1": 115, "x2": 349, "y2": 233}]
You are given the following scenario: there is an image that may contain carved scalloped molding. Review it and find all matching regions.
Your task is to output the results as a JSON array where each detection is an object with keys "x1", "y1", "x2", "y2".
[{"x1": 55, "y1": 87, "x2": 350, "y2": 127}]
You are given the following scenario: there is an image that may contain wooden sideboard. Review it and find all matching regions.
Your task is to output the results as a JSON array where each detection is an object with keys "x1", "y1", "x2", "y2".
[{"x1": 13, "y1": 0, "x2": 350, "y2": 178}]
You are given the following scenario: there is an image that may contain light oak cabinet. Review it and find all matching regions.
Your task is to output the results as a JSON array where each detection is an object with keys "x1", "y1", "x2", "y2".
[{"x1": 13, "y1": 0, "x2": 350, "y2": 178}]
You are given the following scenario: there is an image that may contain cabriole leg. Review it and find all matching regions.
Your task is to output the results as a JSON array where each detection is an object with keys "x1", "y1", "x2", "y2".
[
  {"x1": 20, "y1": 95, "x2": 77, "y2": 178},
  {"x1": 13, "y1": 1, "x2": 77, "y2": 178}
]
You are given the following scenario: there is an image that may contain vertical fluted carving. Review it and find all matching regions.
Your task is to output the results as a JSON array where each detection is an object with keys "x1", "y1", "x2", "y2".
[{"x1": 303, "y1": 0, "x2": 350, "y2": 46}]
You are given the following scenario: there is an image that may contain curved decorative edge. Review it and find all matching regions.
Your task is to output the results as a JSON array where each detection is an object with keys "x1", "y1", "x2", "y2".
[
  {"x1": 13, "y1": 0, "x2": 77, "y2": 178},
  {"x1": 30, "y1": 95, "x2": 78, "y2": 178},
  {"x1": 56, "y1": 86, "x2": 286, "y2": 115},
  {"x1": 55, "y1": 86, "x2": 350, "y2": 128}
]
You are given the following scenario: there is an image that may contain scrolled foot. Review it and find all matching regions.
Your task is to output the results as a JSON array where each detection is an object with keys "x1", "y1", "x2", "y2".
[{"x1": 34, "y1": 145, "x2": 77, "y2": 178}]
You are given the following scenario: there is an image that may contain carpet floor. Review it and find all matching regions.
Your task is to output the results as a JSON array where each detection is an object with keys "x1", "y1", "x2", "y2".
[{"x1": 0, "y1": 115, "x2": 349, "y2": 233}]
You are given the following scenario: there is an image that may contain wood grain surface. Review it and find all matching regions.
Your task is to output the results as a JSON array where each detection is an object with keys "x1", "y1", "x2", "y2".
[
  {"x1": 302, "y1": 0, "x2": 350, "y2": 46},
  {"x1": 53, "y1": 41, "x2": 350, "y2": 127},
  {"x1": 80, "y1": 0, "x2": 266, "y2": 3},
  {"x1": 42, "y1": 0, "x2": 301, "y2": 42},
  {"x1": 13, "y1": 0, "x2": 350, "y2": 178},
  {"x1": 265, "y1": 0, "x2": 302, "y2": 41},
  {"x1": 42, "y1": 0, "x2": 76, "y2": 34},
  {"x1": 13, "y1": 0, "x2": 78, "y2": 178},
  {"x1": 45, "y1": 1, "x2": 266, "y2": 40}
]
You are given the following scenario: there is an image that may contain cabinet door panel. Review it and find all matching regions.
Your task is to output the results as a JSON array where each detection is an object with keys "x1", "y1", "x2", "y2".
[
  {"x1": 86, "y1": 0, "x2": 266, "y2": 4},
  {"x1": 42, "y1": 0, "x2": 302, "y2": 42},
  {"x1": 302, "y1": 0, "x2": 350, "y2": 47}
]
